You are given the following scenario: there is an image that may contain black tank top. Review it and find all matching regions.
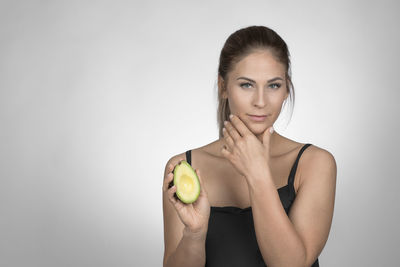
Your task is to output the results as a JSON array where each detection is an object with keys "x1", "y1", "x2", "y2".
[{"x1": 185, "y1": 143, "x2": 319, "y2": 267}]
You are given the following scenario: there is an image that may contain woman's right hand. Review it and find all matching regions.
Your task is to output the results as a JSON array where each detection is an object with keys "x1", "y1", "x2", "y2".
[{"x1": 163, "y1": 158, "x2": 210, "y2": 236}]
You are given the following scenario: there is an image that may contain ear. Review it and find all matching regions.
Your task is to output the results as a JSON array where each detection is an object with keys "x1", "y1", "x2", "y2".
[{"x1": 218, "y1": 75, "x2": 228, "y2": 99}]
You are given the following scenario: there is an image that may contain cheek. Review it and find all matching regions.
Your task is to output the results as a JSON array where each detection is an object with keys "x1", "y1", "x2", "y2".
[
  {"x1": 229, "y1": 90, "x2": 249, "y2": 108},
  {"x1": 270, "y1": 93, "x2": 286, "y2": 106}
]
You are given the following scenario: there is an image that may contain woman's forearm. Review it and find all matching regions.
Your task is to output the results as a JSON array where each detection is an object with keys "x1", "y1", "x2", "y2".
[{"x1": 164, "y1": 227, "x2": 207, "y2": 267}]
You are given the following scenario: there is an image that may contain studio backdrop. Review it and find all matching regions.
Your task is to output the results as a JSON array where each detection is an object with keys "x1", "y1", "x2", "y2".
[{"x1": 0, "y1": 0, "x2": 399, "y2": 266}]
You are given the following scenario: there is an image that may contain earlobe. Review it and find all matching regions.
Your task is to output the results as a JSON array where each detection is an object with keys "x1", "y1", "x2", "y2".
[{"x1": 222, "y1": 90, "x2": 228, "y2": 99}]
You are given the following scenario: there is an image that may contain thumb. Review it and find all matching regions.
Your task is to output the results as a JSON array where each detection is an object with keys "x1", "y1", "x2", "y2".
[{"x1": 262, "y1": 126, "x2": 274, "y2": 147}]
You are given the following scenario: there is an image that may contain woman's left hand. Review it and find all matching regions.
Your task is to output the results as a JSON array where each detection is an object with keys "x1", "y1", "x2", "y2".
[{"x1": 221, "y1": 114, "x2": 274, "y2": 184}]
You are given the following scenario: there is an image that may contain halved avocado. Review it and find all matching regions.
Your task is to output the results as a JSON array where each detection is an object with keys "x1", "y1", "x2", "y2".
[{"x1": 171, "y1": 160, "x2": 201, "y2": 204}]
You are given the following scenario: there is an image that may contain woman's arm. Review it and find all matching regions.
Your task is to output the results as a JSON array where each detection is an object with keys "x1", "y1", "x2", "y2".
[
  {"x1": 247, "y1": 147, "x2": 337, "y2": 267},
  {"x1": 164, "y1": 227, "x2": 207, "y2": 267},
  {"x1": 163, "y1": 154, "x2": 208, "y2": 267}
]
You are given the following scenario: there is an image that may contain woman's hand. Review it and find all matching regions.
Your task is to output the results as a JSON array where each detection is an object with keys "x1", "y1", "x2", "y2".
[
  {"x1": 163, "y1": 158, "x2": 210, "y2": 236},
  {"x1": 221, "y1": 114, "x2": 274, "y2": 184}
]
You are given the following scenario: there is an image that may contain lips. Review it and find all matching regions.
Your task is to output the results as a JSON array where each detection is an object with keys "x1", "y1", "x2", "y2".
[
  {"x1": 248, "y1": 114, "x2": 268, "y2": 122},
  {"x1": 248, "y1": 114, "x2": 267, "y2": 117}
]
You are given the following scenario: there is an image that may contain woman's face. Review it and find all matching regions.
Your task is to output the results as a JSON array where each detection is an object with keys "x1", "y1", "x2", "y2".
[{"x1": 220, "y1": 50, "x2": 289, "y2": 141}]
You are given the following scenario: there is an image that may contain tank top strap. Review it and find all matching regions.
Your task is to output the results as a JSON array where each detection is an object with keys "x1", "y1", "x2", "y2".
[
  {"x1": 185, "y1": 149, "x2": 192, "y2": 165},
  {"x1": 288, "y1": 143, "x2": 312, "y2": 185}
]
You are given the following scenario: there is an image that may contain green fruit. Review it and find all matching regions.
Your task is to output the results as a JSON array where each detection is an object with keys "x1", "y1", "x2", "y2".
[{"x1": 171, "y1": 160, "x2": 201, "y2": 204}]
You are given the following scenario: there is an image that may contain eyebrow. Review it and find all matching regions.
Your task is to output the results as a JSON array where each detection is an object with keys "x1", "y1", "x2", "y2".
[{"x1": 237, "y1": 76, "x2": 283, "y2": 83}]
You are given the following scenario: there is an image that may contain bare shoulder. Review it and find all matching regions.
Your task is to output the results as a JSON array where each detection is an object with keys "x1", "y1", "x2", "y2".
[
  {"x1": 302, "y1": 144, "x2": 336, "y2": 169},
  {"x1": 298, "y1": 144, "x2": 337, "y2": 188}
]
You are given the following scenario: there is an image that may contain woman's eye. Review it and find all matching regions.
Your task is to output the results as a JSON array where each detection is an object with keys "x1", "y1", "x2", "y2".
[
  {"x1": 270, "y1": 83, "x2": 281, "y2": 89},
  {"x1": 240, "y1": 83, "x2": 281, "y2": 89},
  {"x1": 240, "y1": 82, "x2": 252, "y2": 89}
]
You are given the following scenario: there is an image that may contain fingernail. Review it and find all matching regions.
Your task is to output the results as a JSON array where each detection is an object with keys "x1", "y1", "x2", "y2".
[
  {"x1": 269, "y1": 127, "x2": 274, "y2": 134},
  {"x1": 229, "y1": 114, "x2": 233, "y2": 119}
]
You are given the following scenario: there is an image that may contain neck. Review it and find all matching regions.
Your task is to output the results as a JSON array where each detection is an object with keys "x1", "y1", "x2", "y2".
[{"x1": 218, "y1": 130, "x2": 281, "y2": 157}]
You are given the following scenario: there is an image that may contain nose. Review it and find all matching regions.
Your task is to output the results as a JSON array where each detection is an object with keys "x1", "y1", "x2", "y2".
[{"x1": 252, "y1": 88, "x2": 266, "y2": 108}]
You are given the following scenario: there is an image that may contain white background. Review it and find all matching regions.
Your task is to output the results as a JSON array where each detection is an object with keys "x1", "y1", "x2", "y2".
[{"x1": 0, "y1": 0, "x2": 399, "y2": 266}]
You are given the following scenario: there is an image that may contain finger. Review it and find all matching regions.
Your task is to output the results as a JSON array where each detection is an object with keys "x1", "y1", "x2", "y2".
[
  {"x1": 222, "y1": 127, "x2": 234, "y2": 150},
  {"x1": 229, "y1": 114, "x2": 252, "y2": 137},
  {"x1": 174, "y1": 158, "x2": 185, "y2": 168},
  {"x1": 171, "y1": 157, "x2": 185, "y2": 170},
  {"x1": 167, "y1": 184, "x2": 177, "y2": 203},
  {"x1": 166, "y1": 157, "x2": 185, "y2": 179},
  {"x1": 262, "y1": 125, "x2": 274, "y2": 147},
  {"x1": 167, "y1": 157, "x2": 186, "y2": 185},
  {"x1": 163, "y1": 173, "x2": 174, "y2": 191},
  {"x1": 168, "y1": 184, "x2": 183, "y2": 208},
  {"x1": 168, "y1": 185, "x2": 187, "y2": 211},
  {"x1": 224, "y1": 120, "x2": 242, "y2": 142},
  {"x1": 167, "y1": 163, "x2": 174, "y2": 174},
  {"x1": 221, "y1": 144, "x2": 231, "y2": 159}
]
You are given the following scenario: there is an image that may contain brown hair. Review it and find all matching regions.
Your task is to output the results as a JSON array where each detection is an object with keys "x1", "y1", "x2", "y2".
[{"x1": 216, "y1": 25, "x2": 295, "y2": 138}]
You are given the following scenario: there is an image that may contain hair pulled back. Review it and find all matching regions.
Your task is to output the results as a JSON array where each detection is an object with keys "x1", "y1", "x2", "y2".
[{"x1": 216, "y1": 25, "x2": 295, "y2": 138}]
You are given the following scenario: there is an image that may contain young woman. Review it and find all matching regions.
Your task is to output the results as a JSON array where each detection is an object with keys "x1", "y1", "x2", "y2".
[{"x1": 162, "y1": 25, "x2": 337, "y2": 267}]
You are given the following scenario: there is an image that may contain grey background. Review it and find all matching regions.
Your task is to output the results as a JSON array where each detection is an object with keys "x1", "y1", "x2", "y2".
[{"x1": 0, "y1": 0, "x2": 399, "y2": 266}]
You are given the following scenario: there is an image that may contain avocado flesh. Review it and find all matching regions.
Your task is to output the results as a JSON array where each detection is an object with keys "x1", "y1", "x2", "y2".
[{"x1": 173, "y1": 160, "x2": 201, "y2": 204}]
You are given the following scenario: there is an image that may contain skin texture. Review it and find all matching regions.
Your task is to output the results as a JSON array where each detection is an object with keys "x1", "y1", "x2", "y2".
[
  {"x1": 163, "y1": 49, "x2": 337, "y2": 267},
  {"x1": 219, "y1": 49, "x2": 288, "y2": 146}
]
